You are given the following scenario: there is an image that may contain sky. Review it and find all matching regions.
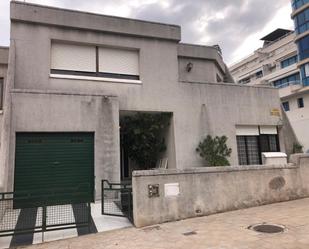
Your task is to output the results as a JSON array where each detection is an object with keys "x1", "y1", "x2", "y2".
[{"x1": 0, "y1": 0, "x2": 294, "y2": 65}]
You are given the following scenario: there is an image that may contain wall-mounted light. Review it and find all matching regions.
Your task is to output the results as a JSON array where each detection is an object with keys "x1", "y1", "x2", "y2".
[{"x1": 186, "y1": 62, "x2": 193, "y2": 72}]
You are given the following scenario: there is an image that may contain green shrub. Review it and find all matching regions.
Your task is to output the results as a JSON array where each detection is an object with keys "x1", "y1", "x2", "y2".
[
  {"x1": 293, "y1": 142, "x2": 303, "y2": 154},
  {"x1": 196, "y1": 135, "x2": 232, "y2": 166}
]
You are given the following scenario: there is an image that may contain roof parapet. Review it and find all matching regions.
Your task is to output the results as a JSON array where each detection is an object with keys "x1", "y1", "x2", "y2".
[
  {"x1": 10, "y1": 1, "x2": 181, "y2": 42},
  {"x1": 178, "y1": 43, "x2": 226, "y2": 73}
]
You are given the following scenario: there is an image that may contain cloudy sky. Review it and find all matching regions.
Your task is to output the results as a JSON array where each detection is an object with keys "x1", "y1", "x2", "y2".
[{"x1": 0, "y1": 0, "x2": 293, "y2": 65}]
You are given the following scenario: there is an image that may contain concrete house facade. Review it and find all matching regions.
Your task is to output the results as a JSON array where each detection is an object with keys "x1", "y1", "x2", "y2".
[{"x1": 0, "y1": 2, "x2": 289, "y2": 201}]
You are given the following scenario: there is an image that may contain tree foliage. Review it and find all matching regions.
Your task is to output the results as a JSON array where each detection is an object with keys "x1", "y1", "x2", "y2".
[
  {"x1": 196, "y1": 135, "x2": 232, "y2": 166},
  {"x1": 121, "y1": 113, "x2": 171, "y2": 169}
]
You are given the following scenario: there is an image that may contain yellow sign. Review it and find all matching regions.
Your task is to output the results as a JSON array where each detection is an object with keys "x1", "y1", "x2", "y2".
[{"x1": 270, "y1": 108, "x2": 280, "y2": 117}]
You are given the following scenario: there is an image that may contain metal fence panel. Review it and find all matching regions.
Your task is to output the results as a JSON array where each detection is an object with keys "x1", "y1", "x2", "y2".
[
  {"x1": 0, "y1": 191, "x2": 91, "y2": 237},
  {"x1": 101, "y1": 180, "x2": 133, "y2": 222}
]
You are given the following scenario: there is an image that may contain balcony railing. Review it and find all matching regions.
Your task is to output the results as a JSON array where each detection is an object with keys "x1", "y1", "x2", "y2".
[{"x1": 274, "y1": 80, "x2": 301, "y2": 89}]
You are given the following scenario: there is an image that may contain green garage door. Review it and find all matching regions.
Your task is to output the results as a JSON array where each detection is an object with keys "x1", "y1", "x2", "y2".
[{"x1": 14, "y1": 132, "x2": 94, "y2": 207}]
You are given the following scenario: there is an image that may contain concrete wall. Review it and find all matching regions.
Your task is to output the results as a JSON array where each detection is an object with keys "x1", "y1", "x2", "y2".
[
  {"x1": 0, "y1": 47, "x2": 9, "y2": 142},
  {"x1": 283, "y1": 92, "x2": 309, "y2": 152},
  {"x1": 132, "y1": 154, "x2": 309, "y2": 227},
  {"x1": 178, "y1": 58, "x2": 219, "y2": 83}
]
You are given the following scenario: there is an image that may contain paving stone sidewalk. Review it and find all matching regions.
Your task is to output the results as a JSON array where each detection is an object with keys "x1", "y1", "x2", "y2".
[{"x1": 21, "y1": 198, "x2": 309, "y2": 249}]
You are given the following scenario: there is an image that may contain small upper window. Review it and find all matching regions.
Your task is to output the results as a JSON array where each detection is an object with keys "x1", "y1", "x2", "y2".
[
  {"x1": 239, "y1": 77, "x2": 250, "y2": 84},
  {"x1": 256, "y1": 71, "x2": 263, "y2": 78},
  {"x1": 297, "y1": 97, "x2": 304, "y2": 108},
  {"x1": 282, "y1": 101, "x2": 290, "y2": 111}
]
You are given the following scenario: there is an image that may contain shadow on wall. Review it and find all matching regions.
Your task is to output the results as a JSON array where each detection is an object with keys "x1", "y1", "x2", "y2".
[{"x1": 281, "y1": 106, "x2": 299, "y2": 156}]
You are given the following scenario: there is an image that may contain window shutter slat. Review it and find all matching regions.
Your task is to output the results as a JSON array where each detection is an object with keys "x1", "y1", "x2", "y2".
[
  {"x1": 259, "y1": 126, "x2": 277, "y2": 134},
  {"x1": 236, "y1": 126, "x2": 259, "y2": 136}
]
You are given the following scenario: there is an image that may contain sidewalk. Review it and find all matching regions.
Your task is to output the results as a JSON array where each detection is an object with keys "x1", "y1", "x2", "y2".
[{"x1": 22, "y1": 198, "x2": 309, "y2": 249}]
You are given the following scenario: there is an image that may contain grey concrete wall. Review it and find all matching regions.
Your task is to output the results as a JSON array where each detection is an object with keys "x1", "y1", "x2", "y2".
[
  {"x1": 10, "y1": 20, "x2": 283, "y2": 169},
  {"x1": 178, "y1": 58, "x2": 218, "y2": 83},
  {"x1": 0, "y1": 47, "x2": 9, "y2": 141},
  {"x1": 132, "y1": 154, "x2": 309, "y2": 227},
  {"x1": 0, "y1": 47, "x2": 9, "y2": 65},
  {"x1": 0, "y1": 64, "x2": 8, "y2": 139},
  {"x1": 0, "y1": 42, "x2": 14, "y2": 191}
]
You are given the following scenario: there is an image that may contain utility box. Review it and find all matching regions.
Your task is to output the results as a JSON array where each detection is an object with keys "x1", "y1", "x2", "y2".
[{"x1": 262, "y1": 152, "x2": 287, "y2": 165}]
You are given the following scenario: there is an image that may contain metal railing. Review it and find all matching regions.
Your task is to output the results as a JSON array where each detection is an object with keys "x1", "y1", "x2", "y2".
[
  {"x1": 101, "y1": 180, "x2": 133, "y2": 222},
  {"x1": 0, "y1": 188, "x2": 92, "y2": 237},
  {"x1": 274, "y1": 80, "x2": 301, "y2": 89}
]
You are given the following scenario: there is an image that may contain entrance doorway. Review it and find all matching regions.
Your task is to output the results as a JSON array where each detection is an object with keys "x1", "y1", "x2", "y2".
[{"x1": 119, "y1": 111, "x2": 175, "y2": 181}]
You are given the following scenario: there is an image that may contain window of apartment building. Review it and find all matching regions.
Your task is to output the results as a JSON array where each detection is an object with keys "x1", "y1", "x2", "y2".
[
  {"x1": 236, "y1": 125, "x2": 279, "y2": 165},
  {"x1": 298, "y1": 36, "x2": 309, "y2": 61},
  {"x1": 273, "y1": 73, "x2": 300, "y2": 88},
  {"x1": 238, "y1": 77, "x2": 250, "y2": 84},
  {"x1": 50, "y1": 42, "x2": 140, "y2": 81},
  {"x1": 255, "y1": 71, "x2": 263, "y2": 78},
  {"x1": 0, "y1": 78, "x2": 3, "y2": 110},
  {"x1": 298, "y1": 97, "x2": 304, "y2": 108},
  {"x1": 282, "y1": 101, "x2": 290, "y2": 111},
  {"x1": 295, "y1": 8, "x2": 309, "y2": 34},
  {"x1": 301, "y1": 63, "x2": 309, "y2": 86},
  {"x1": 280, "y1": 55, "x2": 298, "y2": 68},
  {"x1": 305, "y1": 63, "x2": 309, "y2": 77},
  {"x1": 292, "y1": 0, "x2": 309, "y2": 10}
]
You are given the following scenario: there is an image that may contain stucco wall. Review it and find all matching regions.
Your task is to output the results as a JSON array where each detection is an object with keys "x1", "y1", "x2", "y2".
[
  {"x1": 0, "y1": 64, "x2": 8, "y2": 139},
  {"x1": 178, "y1": 57, "x2": 218, "y2": 83},
  {"x1": 132, "y1": 154, "x2": 309, "y2": 227}
]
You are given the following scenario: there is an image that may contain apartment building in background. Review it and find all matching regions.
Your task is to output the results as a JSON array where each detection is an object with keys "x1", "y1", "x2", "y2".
[{"x1": 230, "y1": 0, "x2": 309, "y2": 152}]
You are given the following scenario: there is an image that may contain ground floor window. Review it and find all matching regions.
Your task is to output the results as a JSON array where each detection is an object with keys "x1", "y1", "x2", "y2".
[
  {"x1": 236, "y1": 136, "x2": 260, "y2": 165},
  {"x1": 236, "y1": 126, "x2": 280, "y2": 165}
]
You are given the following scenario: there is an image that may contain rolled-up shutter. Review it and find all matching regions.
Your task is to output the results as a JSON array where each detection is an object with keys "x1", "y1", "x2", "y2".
[
  {"x1": 236, "y1": 125, "x2": 259, "y2": 136},
  {"x1": 260, "y1": 126, "x2": 277, "y2": 134},
  {"x1": 51, "y1": 43, "x2": 96, "y2": 72},
  {"x1": 98, "y1": 47, "x2": 139, "y2": 75}
]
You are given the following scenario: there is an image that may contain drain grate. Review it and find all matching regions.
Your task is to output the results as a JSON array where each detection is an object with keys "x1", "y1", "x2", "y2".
[{"x1": 248, "y1": 223, "x2": 285, "y2": 234}]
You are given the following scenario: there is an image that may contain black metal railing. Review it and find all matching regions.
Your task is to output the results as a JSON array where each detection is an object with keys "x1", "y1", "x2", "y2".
[
  {"x1": 0, "y1": 187, "x2": 92, "y2": 237},
  {"x1": 101, "y1": 180, "x2": 133, "y2": 222}
]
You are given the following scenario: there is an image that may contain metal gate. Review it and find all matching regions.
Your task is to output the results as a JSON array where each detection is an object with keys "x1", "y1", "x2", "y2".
[
  {"x1": 101, "y1": 180, "x2": 133, "y2": 222},
  {"x1": 0, "y1": 188, "x2": 92, "y2": 237}
]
